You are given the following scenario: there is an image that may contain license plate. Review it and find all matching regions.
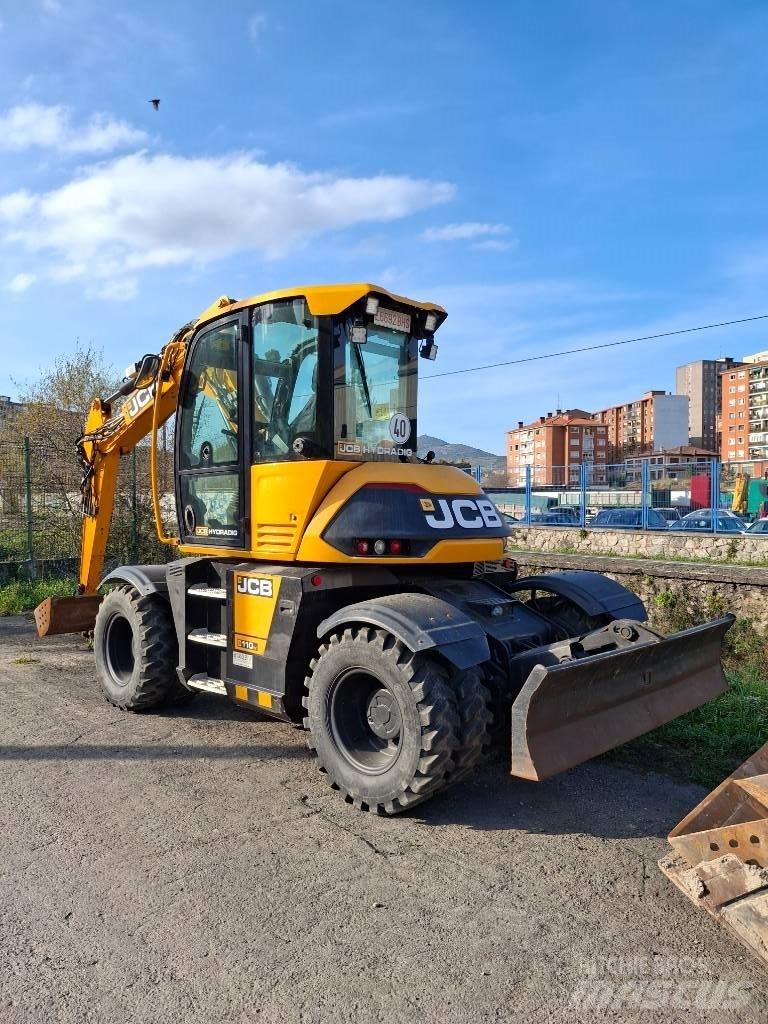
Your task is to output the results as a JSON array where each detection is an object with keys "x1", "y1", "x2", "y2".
[{"x1": 374, "y1": 307, "x2": 411, "y2": 333}]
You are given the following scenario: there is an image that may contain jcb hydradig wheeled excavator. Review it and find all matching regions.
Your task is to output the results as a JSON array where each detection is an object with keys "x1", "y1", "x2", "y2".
[{"x1": 35, "y1": 283, "x2": 734, "y2": 814}]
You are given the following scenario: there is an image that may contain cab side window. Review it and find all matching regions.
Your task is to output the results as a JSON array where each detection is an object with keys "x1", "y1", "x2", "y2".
[
  {"x1": 252, "y1": 299, "x2": 320, "y2": 462},
  {"x1": 179, "y1": 323, "x2": 239, "y2": 470},
  {"x1": 177, "y1": 321, "x2": 241, "y2": 543}
]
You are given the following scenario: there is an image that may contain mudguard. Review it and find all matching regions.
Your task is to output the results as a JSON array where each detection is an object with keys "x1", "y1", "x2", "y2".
[
  {"x1": 506, "y1": 570, "x2": 647, "y2": 623},
  {"x1": 317, "y1": 592, "x2": 490, "y2": 670},
  {"x1": 99, "y1": 564, "x2": 169, "y2": 598}
]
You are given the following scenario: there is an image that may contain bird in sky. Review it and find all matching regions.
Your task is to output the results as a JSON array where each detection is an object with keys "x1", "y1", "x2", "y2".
[{"x1": 149, "y1": 98, "x2": 160, "y2": 110}]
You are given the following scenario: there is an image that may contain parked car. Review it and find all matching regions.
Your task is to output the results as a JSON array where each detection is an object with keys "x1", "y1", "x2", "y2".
[
  {"x1": 746, "y1": 519, "x2": 768, "y2": 535},
  {"x1": 655, "y1": 507, "x2": 683, "y2": 525},
  {"x1": 673, "y1": 509, "x2": 748, "y2": 533},
  {"x1": 529, "y1": 508, "x2": 580, "y2": 525},
  {"x1": 590, "y1": 507, "x2": 668, "y2": 530}
]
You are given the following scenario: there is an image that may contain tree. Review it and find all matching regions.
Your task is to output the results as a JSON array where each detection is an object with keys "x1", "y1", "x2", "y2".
[
  {"x1": 0, "y1": 344, "x2": 120, "y2": 561},
  {"x1": 5, "y1": 342, "x2": 117, "y2": 452}
]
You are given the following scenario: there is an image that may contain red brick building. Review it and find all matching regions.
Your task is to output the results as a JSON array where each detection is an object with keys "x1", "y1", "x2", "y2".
[{"x1": 506, "y1": 409, "x2": 608, "y2": 485}]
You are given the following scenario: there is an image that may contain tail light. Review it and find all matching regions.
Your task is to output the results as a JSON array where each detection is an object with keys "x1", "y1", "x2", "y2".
[{"x1": 353, "y1": 539, "x2": 408, "y2": 557}]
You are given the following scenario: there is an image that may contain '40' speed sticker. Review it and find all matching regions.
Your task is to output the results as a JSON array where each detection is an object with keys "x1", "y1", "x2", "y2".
[{"x1": 389, "y1": 413, "x2": 411, "y2": 443}]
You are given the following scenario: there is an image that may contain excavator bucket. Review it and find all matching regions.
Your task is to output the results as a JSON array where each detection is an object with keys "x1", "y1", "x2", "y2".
[
  {"x1": 509, "y1": 615, "x2": 735, "y2": 781},
  {"x1": 34, "y1": 595, "x2": 103, "y2": 637},
  {"x1": 660, "y1": 741, "x2": 768, "y2": 968}
]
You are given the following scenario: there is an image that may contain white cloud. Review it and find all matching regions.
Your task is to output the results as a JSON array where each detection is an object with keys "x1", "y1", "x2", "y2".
[
  {"x1": 248, "y1": 13, "x2": 268, "y2": 46},
  {"x1": 471, "y1": 238, "x2": 515, "y2": 253},
  {"x1": 41, "y1": 0, "x2": 63, "y2": 13},
  {"x1": 5, "y1": 272, "x2": 36, "y2": 293},
  {"x1": 421, "y1": 221, "x2": 511, "y2": 243},
  {"x1": 0, "y1": 150, "x2": 455, "y2": 300},
  {"x1": 0, "y1": 104, "x2": 147, "y2": 155}
]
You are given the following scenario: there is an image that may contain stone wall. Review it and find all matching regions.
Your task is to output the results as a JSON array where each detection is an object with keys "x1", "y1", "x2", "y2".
[{"x1": 508, "y1": 524, "x2": 768, "y2": 564}]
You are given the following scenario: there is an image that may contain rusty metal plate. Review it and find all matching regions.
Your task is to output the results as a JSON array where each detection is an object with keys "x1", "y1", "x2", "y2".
[
  {"x1": 34, "y1": 595, "x2": 102, "y2": 637},
  {"x1": 669, "y1": 741, "x2": 768, "y2": 868},
  {"x1": 509, "y1": 615, "x2": 734, "y2": 781}
]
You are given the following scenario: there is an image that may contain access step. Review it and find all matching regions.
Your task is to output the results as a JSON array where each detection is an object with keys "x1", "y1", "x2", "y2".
[
  {"x1": 187, "y1": 629, "x2": 226, "y2": 649},
  {"x1": 187, "y1": 585, "x2": 227, "y2": 600},
  {"x1": 187, "y1": 674, "x2": 227, "y2": 695}
]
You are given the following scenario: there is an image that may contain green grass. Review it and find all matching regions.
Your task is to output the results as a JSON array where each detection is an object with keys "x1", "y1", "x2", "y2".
[
  {"x1": 0, "y1": 575, "x2": 77, "y2": 616},
  {"x1": 605, "y1": 666, "x2": 768, "y2": 788}
]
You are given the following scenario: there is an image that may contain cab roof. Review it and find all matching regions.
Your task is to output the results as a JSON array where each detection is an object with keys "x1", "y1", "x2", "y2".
[{"x1": 194, "y1": 283, "x2": 447, "y2": 330}]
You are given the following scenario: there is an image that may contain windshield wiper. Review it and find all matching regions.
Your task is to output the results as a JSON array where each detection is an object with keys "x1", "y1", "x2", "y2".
[{"x1": 351, "y1": 342, "x2": 372, "y2": 417}]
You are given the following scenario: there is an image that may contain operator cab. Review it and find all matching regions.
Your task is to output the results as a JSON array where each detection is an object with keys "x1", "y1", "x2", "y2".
[{"x1": 175, "y1": 286, "x2": 445, "y2": 550}]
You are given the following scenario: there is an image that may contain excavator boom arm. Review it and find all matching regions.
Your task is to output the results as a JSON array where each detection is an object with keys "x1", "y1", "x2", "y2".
[{"x1": 76, "y1": 339, "x2": 187, "y2": 595}]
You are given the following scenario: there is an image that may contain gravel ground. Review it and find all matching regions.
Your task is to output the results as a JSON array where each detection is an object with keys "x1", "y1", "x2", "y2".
[{"x1": 1, "y1": 614, "x2": 766, "y2": 1023}]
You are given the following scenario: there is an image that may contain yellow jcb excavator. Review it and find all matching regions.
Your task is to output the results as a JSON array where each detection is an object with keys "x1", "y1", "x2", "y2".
[{"x1": 35, "y1": 283, "x2": 735, "y2": 814}]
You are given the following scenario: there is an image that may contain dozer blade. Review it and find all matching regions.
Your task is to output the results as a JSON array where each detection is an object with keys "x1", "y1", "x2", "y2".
[
  {"x1": 34, "y1": 595, "x2": 103, "y2": 637},
  {"x1": 660, "y1": 741, "x2": 768, "y2": 969},
  {"x1": 509, "y1": 614, "x2": 734, "y2": 781}
]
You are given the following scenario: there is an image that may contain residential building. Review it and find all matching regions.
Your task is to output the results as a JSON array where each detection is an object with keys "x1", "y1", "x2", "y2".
[
  {"x1": 594, "y1": 391, "x2": 689, "y2": 458},
  {"x1": 506, "y1": 409, "x2": 608, "y2": 485},
  {"x1": 720, "y1": 362, "x2": 759, "y2": 462},
  {"x1": 675, "y1": 357, "x2": 742, "y2": 450},
  {"x1": 625, "y1": 445, "x2": 717, "y2": 481}
]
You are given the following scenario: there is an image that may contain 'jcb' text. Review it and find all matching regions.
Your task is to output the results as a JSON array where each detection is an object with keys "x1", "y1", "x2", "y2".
[
  {"x1": 423, "y1": 498, "x2": 502, "y2": 530},
  {"x1": 236, "y1": 577, "x2": 274, "y2": 597}
]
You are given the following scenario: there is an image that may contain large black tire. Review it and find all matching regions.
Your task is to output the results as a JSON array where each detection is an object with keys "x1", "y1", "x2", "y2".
[
  {"x1": 94, "y1": 586, "x2": 186, "y2": 711},
  {"x1": 448, "y1": 668, "x2": 493, "y2": 780},
  {"x1": 303, "y1": 627, "x2": 460, "y2": 815}
]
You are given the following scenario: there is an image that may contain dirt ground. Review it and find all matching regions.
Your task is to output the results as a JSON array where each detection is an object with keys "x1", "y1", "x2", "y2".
[{"x1": 1, "y1": 614, "x2": 767, "y2": 1023}]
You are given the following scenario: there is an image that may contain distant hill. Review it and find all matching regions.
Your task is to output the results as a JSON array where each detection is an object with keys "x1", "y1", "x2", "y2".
[{"x1": 417, "y1": 434, "x2": 506, "y2": 473}]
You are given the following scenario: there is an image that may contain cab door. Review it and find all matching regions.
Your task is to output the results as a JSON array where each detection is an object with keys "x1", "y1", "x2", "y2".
[{"x1": 176, "y1": 314, "x2": 249, "y2": 548}]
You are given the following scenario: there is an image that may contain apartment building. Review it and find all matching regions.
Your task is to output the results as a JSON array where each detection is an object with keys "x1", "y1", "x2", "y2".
[
  {"x1": 675, "y1": 357, "x2": 741, "y2": 450},
  {"x1": 594, "y1": 391, "x2": 689, "y2": 457},
  {"x1": 506, "y1": 409, "x2": 608, "y2": 485},
  {"x1": 0, "y1": 396, "x2": 24, "y2": 427},
  {"x1": 720, "y1": 357, "x2": 768, "y2": 463}
]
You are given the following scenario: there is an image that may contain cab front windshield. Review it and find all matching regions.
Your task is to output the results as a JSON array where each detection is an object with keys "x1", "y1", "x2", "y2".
[{"x1": 334, "y1": 320, "x2": 417, "y2": 461}]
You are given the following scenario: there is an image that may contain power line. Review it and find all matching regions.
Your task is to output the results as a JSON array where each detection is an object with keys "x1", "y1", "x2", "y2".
[{"x1": 422, "y1": 313, "x2": 768, "y2": 382}]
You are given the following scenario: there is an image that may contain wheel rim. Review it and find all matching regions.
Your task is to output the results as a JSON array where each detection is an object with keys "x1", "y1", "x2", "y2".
[
  {"x1": 329, "y1": 669, "x2": 403, "y2": 775},
  {"x1": 104, "y1": 613, "x2": 135, "y2": 686}
]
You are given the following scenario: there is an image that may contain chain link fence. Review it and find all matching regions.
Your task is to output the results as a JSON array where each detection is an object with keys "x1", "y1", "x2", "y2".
[{"x1": 0, "y1": 437, "x2": 176, "y2": 578}]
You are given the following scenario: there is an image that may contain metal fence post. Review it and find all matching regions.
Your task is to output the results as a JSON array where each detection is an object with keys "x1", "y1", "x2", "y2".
[
  {"x1": 524, "y1": 465, "x2": 532, "y2": 524},
  {"x1": 23, "y1": 435, "x2": 35, "y2": 575},
  {"x1": 641, "y1": 459, "x2": 650, "y2": 531},
  {"x1": 579, "y1": 462, "x2": 588, "y2": 526},
  {"x1": 710, "y1": 458, "x2": 720, "y2": 533},
  {"x1": 130, "y1": 447, "x2": 138, "y2": 562}
]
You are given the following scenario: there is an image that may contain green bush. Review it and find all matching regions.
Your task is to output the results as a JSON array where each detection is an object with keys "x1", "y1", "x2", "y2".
[{"x1": 0, "y1": 574, "x2": 77, "y2": 616}]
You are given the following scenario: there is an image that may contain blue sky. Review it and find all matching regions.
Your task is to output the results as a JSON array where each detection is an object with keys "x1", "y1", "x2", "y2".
[{"x1": 2, "y1": 0, "x2": 768, "y2": 452}]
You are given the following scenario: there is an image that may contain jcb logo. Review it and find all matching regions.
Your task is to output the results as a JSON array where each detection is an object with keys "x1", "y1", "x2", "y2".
[
  {"x1": 421, "y1": 497, "x2": 502, "y2": 531},
  {"x1": 125, "y1": 386, "x2": 154, "y2": 419},
  {"x1": 236, "y1": 576, "x2": 274, "y2": 597}
]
